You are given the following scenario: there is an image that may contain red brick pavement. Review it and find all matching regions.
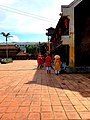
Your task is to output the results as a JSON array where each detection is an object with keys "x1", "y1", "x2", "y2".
[{"x1": 0, "y1": 60, "x2": 90, "y2": 120}]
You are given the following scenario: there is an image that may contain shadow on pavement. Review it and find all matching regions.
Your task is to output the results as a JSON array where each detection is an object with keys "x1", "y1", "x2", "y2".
[{"x1": 25, "y1": 68, "x2": 90, "y2": 98}]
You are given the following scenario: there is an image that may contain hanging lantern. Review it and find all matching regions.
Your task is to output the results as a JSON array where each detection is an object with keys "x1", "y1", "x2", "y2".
[
  {"x1": 54, "y1": 38, "x2": 56, "y2": 42},
  {"x1": 52, "y1": 40, "x2": 54, "y2": 44},
  {"x1": 56, "y1": 34, "x2": 58, "y2": 38},
  {"x1": 59, "y1": 28, "x2": 61, "y2": 35},
  {"x1": 64, "y1": 19, "x2": 68, "y2": 28}
]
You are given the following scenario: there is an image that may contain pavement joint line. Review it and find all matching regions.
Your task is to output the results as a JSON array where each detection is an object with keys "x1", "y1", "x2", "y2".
[{"x1": 0, "y1": 60, "x2": 90, "y2": 119}]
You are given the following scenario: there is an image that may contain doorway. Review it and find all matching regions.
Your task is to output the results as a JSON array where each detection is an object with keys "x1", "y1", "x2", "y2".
[{"x1": 74, "y1": 0, "x2": 90, "y2": 66}]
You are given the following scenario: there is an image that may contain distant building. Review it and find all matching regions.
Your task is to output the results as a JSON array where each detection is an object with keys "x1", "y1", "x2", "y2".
[
  {"x1": 17, "y1": 44, "x2": 26, "y2": 53},
  {"x1": 0, "y1": 45, "x2": 29, "y2": 60}
]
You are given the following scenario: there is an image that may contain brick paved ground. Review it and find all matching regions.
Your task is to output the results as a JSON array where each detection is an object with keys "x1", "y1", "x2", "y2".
[{"x1": 0, "y1": 60, "x2": 90, "y2": 120}]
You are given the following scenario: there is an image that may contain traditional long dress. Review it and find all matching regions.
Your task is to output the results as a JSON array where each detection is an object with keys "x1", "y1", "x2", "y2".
[
  {"x1": 45, "y1": 56, "x2": 51, "y2": 67},
  {"x1": 37, "y1": 55, "x2": 42, "y2": 68},
  {"x1": 45, "y1": 55, "x2": 52, "y2": 74},
  {"x1": 54, "y1": 58, "x2": 60, "y2": 71}
]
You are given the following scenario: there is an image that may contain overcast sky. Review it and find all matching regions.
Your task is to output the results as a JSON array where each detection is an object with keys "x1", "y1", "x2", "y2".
[{"x1": 0, "y1": 0, "x2": 73, "y2": 43}]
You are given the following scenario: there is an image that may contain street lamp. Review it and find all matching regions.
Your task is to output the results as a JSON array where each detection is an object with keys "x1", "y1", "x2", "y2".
[
  {"x1": 0, "y1": 32, "x2": 13, "y2": 58},
  {"x1": 48, "y1": 36, "x2": 51, "y2": 53},
  {"x1": 39, "y1": 41, "x2": 41, "y2": 53},
  {"x1": 46, "y1": 27, "x2": 55, "y2": 53}
]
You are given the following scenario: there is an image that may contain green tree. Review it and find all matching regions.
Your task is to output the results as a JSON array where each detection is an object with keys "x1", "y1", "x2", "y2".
[
  {"x1": 37, "y1": 42, "x2": 48, "y2": 55},
  {"x1": 25, "y1": 44, "x2": 38, "y2": 59},
  {"x1": 25, "y1": 45, "x2": 38, "y2": 54}
]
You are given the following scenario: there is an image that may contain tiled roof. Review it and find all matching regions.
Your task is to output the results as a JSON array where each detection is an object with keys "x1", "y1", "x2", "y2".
[
  {"x1": 16, "y1": 51, "x2": 29, "y2": 56},
  {"x1": 61, "y1": 0, "x2": 82, "y2": 8},
  {"x1": 0, "y1": 45, "x2": 19, "y2": 49}
]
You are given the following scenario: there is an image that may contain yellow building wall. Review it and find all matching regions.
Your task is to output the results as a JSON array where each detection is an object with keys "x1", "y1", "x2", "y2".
[{"x1": 69, "y1": 46, "x2": 75, "y2": 67}]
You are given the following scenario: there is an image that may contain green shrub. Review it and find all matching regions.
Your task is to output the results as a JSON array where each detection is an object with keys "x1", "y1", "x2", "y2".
[{"x1": 1, "y1": 58, "x2": 13, "y2": 64}]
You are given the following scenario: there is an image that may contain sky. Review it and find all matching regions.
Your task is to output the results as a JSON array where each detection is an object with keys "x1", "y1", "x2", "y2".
[{"x1": 0, "y1": 0, "x2": 73, "y2": 43}]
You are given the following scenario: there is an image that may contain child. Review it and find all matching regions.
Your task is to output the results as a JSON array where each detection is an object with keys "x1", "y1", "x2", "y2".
[
  {"x1": 37, "y1": 54, "x2": 42, "y2": 69},
  {"x1": 41, "y1": 55, "x2": 45, "y2": 68},
  {"x1": 45, "y1": 53, "x2": 52, "y2": 74},
  {"x1": 54, "y1": 55, "x2": 60, "y2": 75}
]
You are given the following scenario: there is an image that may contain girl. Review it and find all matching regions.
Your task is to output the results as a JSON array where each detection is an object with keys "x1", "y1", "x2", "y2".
[
  {"x1": 45, "y1": 53, "x2": 52, "y2": 74},
  {"x1": 54, "y1": 55, "x2": 60, "y2": 75}
]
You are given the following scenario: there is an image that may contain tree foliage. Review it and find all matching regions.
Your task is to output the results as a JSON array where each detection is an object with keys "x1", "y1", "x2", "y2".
[
  {"x1": 25, "y1": 45, "x2": 38, "y2": 54},
  {"x1": 38, "y1": 42, "x2": 48, "y2": 55},
  {"x1": 25, "y1": 42, "x2": 48, "y2": 56}
]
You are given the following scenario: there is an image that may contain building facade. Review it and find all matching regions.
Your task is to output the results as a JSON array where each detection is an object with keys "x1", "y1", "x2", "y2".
[
  {"x1": 50, "y1": 0, "x2": 90, "y2": 68},
  {"x1": 0, "y1": 45, "x2": 29, "y2": 60}
]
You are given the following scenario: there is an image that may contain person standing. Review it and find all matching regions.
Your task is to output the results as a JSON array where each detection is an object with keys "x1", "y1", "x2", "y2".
[
  {"x1": 54, "y1": 55, "x2": 60, "y2": 75},
  {"x1": 45, "y1": 53, "x2": 52, "y2": 74},
  {"x1": 41, "y1": 55, "x2": 45, "y2": 68},
  {"x1": 37, "y1": 54, "x2": 42, "y2": 69}
]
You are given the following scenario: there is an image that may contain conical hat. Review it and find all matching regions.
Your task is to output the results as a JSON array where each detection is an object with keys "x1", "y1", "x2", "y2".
[{"x1": 54, "y1": 55, "x2": 60, "y2": 59}]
